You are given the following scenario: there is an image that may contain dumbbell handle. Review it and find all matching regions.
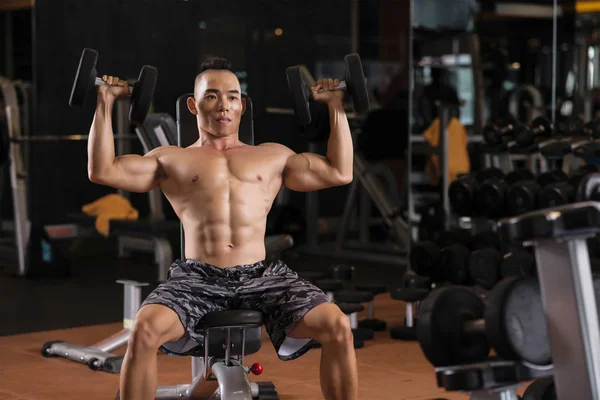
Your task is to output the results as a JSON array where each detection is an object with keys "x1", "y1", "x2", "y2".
[
  {"x1": 95, "y1": 77, "x2": 134, "y2": 94},
  {"x1": 315, "y1": 81, "x2": 347, "y2": 93},
  {"x1": 463, "y1": 318, "x2": 485, "y2": 334}
]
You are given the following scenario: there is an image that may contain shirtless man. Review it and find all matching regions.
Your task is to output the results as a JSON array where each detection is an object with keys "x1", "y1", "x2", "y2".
[{"x1": 87, "y1": 57, "x2": 357, "y2": 400}]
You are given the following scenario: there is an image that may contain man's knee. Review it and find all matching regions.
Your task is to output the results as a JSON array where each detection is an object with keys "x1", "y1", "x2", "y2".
[
  {"x1": 129, "y1": 305, "x2": 183, "y2": 353},
  {"x1": 316, "y1": 309, "x2": 353, "y2": 346}
]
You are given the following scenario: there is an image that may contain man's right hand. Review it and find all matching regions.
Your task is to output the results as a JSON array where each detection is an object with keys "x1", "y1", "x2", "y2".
[{"x1": 97, "y1": 75, "x2": 130, "y2": 100}]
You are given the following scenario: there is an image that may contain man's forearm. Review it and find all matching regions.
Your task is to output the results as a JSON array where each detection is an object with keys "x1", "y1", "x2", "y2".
[
  {"x1": 87, "y1": 95, "x2": 117, "y2": 180},
  {"x1": 325, "y1": 100, "x2": 353, "y2": 181}
]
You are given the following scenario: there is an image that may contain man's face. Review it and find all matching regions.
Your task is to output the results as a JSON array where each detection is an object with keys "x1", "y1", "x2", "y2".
[{"x1": 189, "y1": 70, "x2": 245, "y2": 138}]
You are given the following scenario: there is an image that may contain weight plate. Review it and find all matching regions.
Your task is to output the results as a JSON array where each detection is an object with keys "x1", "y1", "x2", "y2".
[
  {"x1": 286, "y1": 65, "x2": 311, "y2": 126},
  {"x1": 584, "y1": 120, "x2": 600, "y2": 139},
  {"x1": 522, "y1": 377, "x2": 556, "y2": 400},
  {"x1": 416, "y1": 286, "x2": 490, "y2": 367},
  {"x1": 482, "y1": 123, "x2": 502, "y2": 146},
  {"x1": 129, "y1": 65, "x2": 158, "y2": 125},
  {"x1": 475, "y1": 178, "x2": 508, "y2": 218},
  {"x1": 505, "y1": 169, "x2": 536, "y2": 185},
  {"x1": 409, "y1": 241, "x2": 442, "y2": 281},
  {"x1": 344, "y1": 53, "x2": 370, "y2": 113},
  {"x1": 531, "y1": 116, "x2": 553, "y2": 137},
  {"x1": 449, "y1": 176, "x2": 477, "y2": 216},
  {"x1": 485, "y1": 276, "x2": 551, "y2": 365},
  {"x1": 500, "y1": 250, "x2": 536, "y2": 278},
  {"x1": 468, "y1": 248, "x2": 502, "y2": 290},
  {"x1": 69, "y1": 48, "x2": 98, "y2": 107},
  {"x1": 538, "y1": 182, "x2": 573, "y2": 208},
  {"x1": 507, "y1": 180, "x2": 540, "y2": 216},
  {"x1": 536, "y1": 170, "x2": 568, "y2": 187},
  {"x1": 440, "y1": 244, "x2": 471, "y2": 285}
]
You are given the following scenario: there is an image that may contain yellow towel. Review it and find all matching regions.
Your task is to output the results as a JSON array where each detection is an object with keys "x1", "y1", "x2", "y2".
[
  {"x1": 423, "y1": 117, "x2": 471, "y2": 185},
  {"x1": 82, "y1": 194, "x2": 139, "y2": 237}
]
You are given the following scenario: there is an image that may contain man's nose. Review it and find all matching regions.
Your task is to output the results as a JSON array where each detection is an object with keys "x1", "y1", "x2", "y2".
[{"x1": 218, "y1": 97, "x2": 230, "y2": 110}]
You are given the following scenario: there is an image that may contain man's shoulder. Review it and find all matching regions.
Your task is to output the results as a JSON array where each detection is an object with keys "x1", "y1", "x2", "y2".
[{"x1": 256, "y1": 142, "x2": 293, "y2": 153}]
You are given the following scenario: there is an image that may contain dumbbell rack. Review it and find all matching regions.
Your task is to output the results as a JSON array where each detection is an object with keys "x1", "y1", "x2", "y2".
[
  {"x1": 497, "y1": 201, "x2": 600, "y2": 400},
  {"x1": 435, "y1": 359, "x2": 553, "y2": 400}
]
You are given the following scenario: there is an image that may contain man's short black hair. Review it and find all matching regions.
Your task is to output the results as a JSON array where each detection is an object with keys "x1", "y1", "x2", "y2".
[
  {"x1": 194, "y1": 56, "x2": 237, "y2": 98},
  {"x1": 199, "y1": 56, "x2": 233, "y2": 73}
]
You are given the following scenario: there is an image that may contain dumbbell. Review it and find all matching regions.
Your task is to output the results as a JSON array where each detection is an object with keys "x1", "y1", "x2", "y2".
[
  {"x1": 522, "y1": 377, "x2": 556, "y2": 400},
  {"x1": 482, "y1": 115, "x2": 518, "y2": 146},
  {"x1": 474, "y1": 168, "x2": 536, "y2": 218},
  {"x1": 449, "y1": 167, "x2": 506, "y2": 217},
  {"x1": 334, "y1": 290, "x2": 375, "y2": 341},
  {"x1": 417, "y1": 276, "x2": 551, "y2": 367},
  {"x1": 314, "y1": 264, "x2": 354, "y2": 299},
  {"x1": 69, "y1": 48, "x2": 157, "y2": 125},
  {"x1": 538, "y1": 164, "x2": 600, "y2": 208},
  {"x1": 410, "y1": 231, "x2": 502, "y2": 285},
  {"x1": 513, "y1": 116, "x2": 553, "y2": 148},
  {"x1": 337, "y1": 302, "x2": 367, "y2": 349},
  {"x1": 506, "y1": 169, "x2": 569, "y2": 215},
  {"x1": 286, "y1": 53, "x2": 369, "y2": 127},
  {"x1": 354, "y1": 283, "x2": 388, "y2": 331},
  {"x1": 388, "y1": 274, "x2": 432, "y2": 341},
  {"x1": 389, "y1": 286, "x2": 429, "y2": 340},
  {"x1": 583, "y1": 120, "x2": 600, "y2": 138},
  {"x1": 570, "y1": 119, "x2": 600, "y2": 158},
  {"x1": 555, "y1": 115, "x2": 585, "y2": 137},
  {"x1": 469, "y1": 246, "x2": 536, "y2": 290}
]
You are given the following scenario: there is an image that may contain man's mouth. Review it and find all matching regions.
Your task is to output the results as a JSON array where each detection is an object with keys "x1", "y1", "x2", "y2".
[{"x1": 216, "y1": 116, "x2": 231, "y2": 124}]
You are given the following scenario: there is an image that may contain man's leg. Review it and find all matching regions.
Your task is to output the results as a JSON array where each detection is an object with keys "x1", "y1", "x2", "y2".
[
  {"x1": 120, "y1": 304, "x2": 185, "y2": 400},
  {"x1": 287, "y1": 303, "x2": 358, "y2": 400}
]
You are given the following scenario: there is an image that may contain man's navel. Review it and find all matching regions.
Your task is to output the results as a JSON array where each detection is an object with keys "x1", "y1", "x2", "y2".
[
  {"x1": 257, "y1": 174, "x2": 263, "y2": 181},
  {"x1": 191, "y1": 175, "x2": 199, "y2": 183}
]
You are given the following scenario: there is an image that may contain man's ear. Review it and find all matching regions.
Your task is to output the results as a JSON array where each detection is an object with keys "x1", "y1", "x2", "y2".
[
  {"x1": 187, "y1": 97, "x2": 198, "y2": 115},
  {"x1": 241, "y1": 96, "x2": 246, "y2": 116}
]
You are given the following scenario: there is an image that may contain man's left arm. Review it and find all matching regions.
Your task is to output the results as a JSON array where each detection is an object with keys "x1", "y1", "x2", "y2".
[{"x1": 283, "y1": 79, "x2": 354, "y2": 192}]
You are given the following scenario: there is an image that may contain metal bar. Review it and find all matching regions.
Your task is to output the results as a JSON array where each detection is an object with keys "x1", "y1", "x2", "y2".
[
  {"x1": 10, "y1": 134, "x2": 139, "y2": 141},
  {"x1": 439, "y1": 104, "x2": 450, "y2": 230},
  {"x1": 534, "y1": 239, "x2": 600, "y2": 400}
]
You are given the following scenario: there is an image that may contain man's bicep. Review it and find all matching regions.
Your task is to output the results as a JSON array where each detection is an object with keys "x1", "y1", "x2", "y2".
[
  {"x1": 283, "y1": 152, "x2": 334, "y2": 192},
  {"x1": 110, "y1": 153, "x2": 163, "y2": 192}
]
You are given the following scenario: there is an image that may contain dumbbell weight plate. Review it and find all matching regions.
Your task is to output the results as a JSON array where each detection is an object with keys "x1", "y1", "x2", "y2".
[
  {"x1": 440, "y1": 244, "x2": 471, "y2": 285},
  {"x1": 286, "y1": 65, "x2": 312, "y2": 126},
  {"x1": 522, "y1": 377, "x2": 556, "y2": 400},
  {"x1": 484, "y1": 276, "x2": 551, "y2": 365},
  {"x1": 129, "y1": 65, "x2": 158, "y2": 126},
  {"x1": 416, "y1": 286, "x2": 490, "y2": 367},
  {"x1": 507, "y1": 180, "x2": 540, "y2": 216},
  {"x1": 500, "y1": 250, "x2": 536, "y2": 278},
  {"x1": 69, "y1": 48, "x2": 98, "y2": 107},
  {"x1": 344, "y1": 53, "x2": 370, "y2": 114},
  {"x1": 409, "y1": 241, "x2": 444, "y2": 282},
  {"x1": 469, "y1": 248, "x2": 503, "y2": 290}
]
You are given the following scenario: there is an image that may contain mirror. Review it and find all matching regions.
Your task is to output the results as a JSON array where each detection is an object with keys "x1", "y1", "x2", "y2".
[{"x1": 407, "y1": 0, "x2": 561, "y2": 247}]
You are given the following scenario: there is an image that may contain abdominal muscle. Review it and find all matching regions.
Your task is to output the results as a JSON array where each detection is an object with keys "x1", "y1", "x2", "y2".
[{"x1": 164, "y1": 172, "x2": 278, "y2": 268}]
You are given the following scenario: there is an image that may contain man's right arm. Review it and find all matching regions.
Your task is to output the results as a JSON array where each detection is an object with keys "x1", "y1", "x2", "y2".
[{"x1": 87, "y1": 85, "x2": 165, "y2": 193}]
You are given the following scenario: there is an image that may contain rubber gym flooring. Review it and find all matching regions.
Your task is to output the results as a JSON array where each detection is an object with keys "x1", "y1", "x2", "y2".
[{"x1": 0, "y1": 237, "x2": 531, "y2": 399}]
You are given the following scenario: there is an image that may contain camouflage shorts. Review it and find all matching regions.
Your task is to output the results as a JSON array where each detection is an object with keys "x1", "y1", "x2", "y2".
[{"x1": 140, "y1": 258, "x2": 332, "y2": 361}]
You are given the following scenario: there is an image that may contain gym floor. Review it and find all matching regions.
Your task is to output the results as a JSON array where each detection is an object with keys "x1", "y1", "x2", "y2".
[{"x1": 0, "y1": 237, "x2": 529, "y2": 399}]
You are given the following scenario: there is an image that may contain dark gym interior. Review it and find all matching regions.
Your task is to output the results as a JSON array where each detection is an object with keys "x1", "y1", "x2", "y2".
[{"x1": 1, "y1": 1, "x2": 598, "y2": 399}]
